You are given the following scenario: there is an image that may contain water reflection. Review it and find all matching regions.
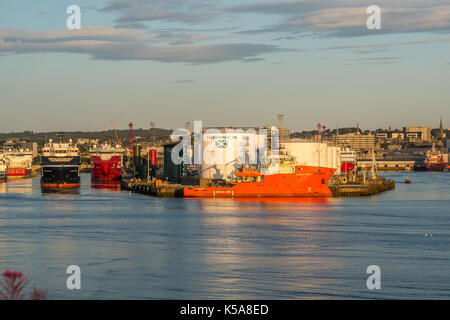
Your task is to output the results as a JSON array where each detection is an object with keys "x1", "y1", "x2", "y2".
[
  {"x1": 91, "y1": 180, "x2": 121, "y2": 192},
  {"x1": 0, "y1": 178, "x2": 34, "y2": 194},
  {"x1": 0, "y1": 182, "x2": 7, "y2": 194},
  {"x1": 41, "y1": 188, "x2": 81, "y2": 195},
  {"x1": 0, "y1": 172, "x2": 449, "y2": 299},
  {"x1": 186, "y1": 197, "x2": 342, "y2": 298}
]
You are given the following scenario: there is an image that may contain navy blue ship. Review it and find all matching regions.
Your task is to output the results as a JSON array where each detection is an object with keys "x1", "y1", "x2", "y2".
[{"x1": 41, "y1": 134, "x2": 80, "y2": 189}]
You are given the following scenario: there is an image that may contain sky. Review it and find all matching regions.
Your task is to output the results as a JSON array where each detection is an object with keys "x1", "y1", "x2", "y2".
[{"x1": 0, "y1": 0, "x2": 449, "y2": 132}]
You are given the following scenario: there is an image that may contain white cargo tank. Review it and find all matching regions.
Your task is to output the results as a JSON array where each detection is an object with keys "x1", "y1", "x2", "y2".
[
  {"x1": 281, "y1": 141, "x2": 341, "y2": 173},
  {"x1": 201, "y1": 130, "x2": 266, "y2": 179}
]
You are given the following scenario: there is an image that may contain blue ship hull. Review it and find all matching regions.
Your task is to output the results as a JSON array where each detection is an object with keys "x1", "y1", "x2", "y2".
[{"x1": 41, "y1": 156, "x2": 81, "y2": 188}]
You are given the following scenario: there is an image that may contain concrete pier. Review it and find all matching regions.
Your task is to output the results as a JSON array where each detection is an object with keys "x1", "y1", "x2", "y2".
[
  {"x1": 121, "y1": 180, "x2": 184, "y2": 197},
  {"x1": 329, "y1": 177, "x2": 395, "y2": 197}
]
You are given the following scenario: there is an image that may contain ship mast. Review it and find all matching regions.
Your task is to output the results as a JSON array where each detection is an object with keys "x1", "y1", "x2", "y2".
[{"x1": 128, "y1": 122, "x2": 135, "y2": 173}]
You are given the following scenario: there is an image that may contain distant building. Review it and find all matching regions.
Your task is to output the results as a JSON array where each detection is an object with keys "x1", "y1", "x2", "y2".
[
  {"x1": 77, "y1": 138, "x2": 99, "y2": 145},
  {"x1": 391, "y1": 132, "x2": 404, "y2": 140},
  {"x1": 376, "y1": 132, "x2": 388, "y2": 139},
  {"x1": 332, "y1": 132, "x2": 375, "y2": 150},
  {"x1": 376, "y1": 132, "x2": 404, "y2": 141},
  {"x1": 405, "y1": 126, "x2": 431, "y2": 142},
  {"x1": 405, "y1": 132, "x2": 424, "y2": 141}
]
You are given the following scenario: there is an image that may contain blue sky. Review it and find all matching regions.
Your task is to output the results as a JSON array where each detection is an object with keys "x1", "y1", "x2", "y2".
[{"x1": 0, "y1": 0, "x2": 449, "y2": 132}]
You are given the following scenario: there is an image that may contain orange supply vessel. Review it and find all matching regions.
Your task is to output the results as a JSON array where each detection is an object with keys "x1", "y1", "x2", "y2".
[{"x1": 184, "y1": 165, "x2": 336, "y2": 198}]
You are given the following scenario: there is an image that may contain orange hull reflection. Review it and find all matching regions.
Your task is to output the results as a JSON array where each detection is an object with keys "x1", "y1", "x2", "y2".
[
  {"x1": 41, "y1": 188, "x2": 80, "y2": 195},
  {"x1": 231, "y1": 196, "x2": 330, "y2": 204},
  {"x1": 41, "y1": 183, "x2": 80, "y2": 189},
  {"x1": 91, "y1": 180, "x2": 121, "y2": 191}
]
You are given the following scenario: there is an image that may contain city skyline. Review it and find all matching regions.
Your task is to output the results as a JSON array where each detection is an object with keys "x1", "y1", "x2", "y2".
[
  {"x1": 1, "y1": 0, "x2": 449, "y2": 132},
  {"x1": 0, "y1": 120, "x2": 448, "y2": 135}
]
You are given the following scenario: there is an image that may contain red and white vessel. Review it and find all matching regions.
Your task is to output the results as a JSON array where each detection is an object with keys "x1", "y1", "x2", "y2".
[
  {"x1": 425, "y1": 146, "x2": 448, "y2": 172},
  {"x1": 340, "y1": 148, "x2": 357, "y2": 173},
  {"x1": 90, "y1": 143, "x2": 125, "y2": 180},
  {"x1": 4, "y1": 146, "x2": 33, "y2": 179},
  {"x1": 0, "y1": 151, "x2": 7, "y2": 182}
]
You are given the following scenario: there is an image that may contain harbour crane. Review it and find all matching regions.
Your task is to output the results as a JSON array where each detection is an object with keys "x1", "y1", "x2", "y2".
[
  {"x1": 110, "y1": 120, "x2": 121, "y2": 145},
  {"x1": 129, "y1": 122, "x2": 134, "y2": 159}
]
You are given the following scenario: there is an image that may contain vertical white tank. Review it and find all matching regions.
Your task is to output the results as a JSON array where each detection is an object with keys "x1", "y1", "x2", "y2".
[
  {"x1": 281, "y1": 141, "x2": 340, "y2": 171},
  {"x1": 201, "y1": 130, "x2": 265, "y2": 179}
]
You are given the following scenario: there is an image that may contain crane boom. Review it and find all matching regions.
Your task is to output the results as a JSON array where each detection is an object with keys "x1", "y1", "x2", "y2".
[{"x1": 110, "y1": 120, "x2": 121, "y2": 145}]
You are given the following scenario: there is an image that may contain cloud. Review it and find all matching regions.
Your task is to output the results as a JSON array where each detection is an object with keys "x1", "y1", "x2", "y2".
[
  {"x1": 168, "y1": 79, "x2": 196, "y2": 83},
  {"x1": 227, "y1": 1, "x2": 450, "y2": 38},
  {"x1": 114, "y1": 22, "x2": 148, "y2": 30},
  {"x1": 341, "y1": 56, "x2": 405, "y2": 65},
  {"x1": 0, "y1": 28, "x2": 288, "y2": 64},
  {"x1": 322, "y1": 37, "x2": 450, "y2": 50},
  {"x1": 100, "y1": 0, "x2": 221, "y2": 26},
  {"x1": 0, "y1": 27, "x2": 156, "y2": 43}
]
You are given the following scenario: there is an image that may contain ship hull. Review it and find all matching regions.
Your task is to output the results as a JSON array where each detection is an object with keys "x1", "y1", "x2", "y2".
[
  {"x1": 91, "y1": 155, "x2": 122, "y2": 180},
  {"x1": 341, "y1": 161, "x2": 356, "y2": 173},
  {"x1": 184, "y1": 166, "x2": 336, "y2": 198},
  {"x1": 7, "y1": 168, "x2": 33, "y2": 179},
  {"x1": 426, "y1": 164, "x2": 446, "y2": 172},
  {"x1": 41, "y1": 156, "x2": 81, "y2": 189}
]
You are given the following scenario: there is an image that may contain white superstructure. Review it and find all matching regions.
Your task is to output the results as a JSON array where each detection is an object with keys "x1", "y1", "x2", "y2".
[
  {"x1": 42, "y1": 139, "x2": 79, "y2": 157},
  {"x1": 0, "y1": 151, "x2": 7, "y2": 180},
  {"x1": 89, "y1": 143, "x2": 125, "y2": 161},
  {"x1": 4, "y1": 146, "x2": 33, "y2": 170}
]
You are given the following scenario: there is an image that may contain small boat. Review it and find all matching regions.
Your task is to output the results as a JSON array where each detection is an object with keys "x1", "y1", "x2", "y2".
[{"x1": 405, "y1": 178, "x2": 411, "y2": 184}]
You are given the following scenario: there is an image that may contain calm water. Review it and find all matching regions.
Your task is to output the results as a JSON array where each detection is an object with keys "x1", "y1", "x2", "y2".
[{"x1": 0, "y1": 172, "x2": 449, "y2": 299}]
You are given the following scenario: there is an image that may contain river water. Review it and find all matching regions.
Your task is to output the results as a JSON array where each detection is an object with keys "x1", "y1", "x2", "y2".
[{"x1": 0, "y1": 172, "x2": 449, "y2": 299}]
